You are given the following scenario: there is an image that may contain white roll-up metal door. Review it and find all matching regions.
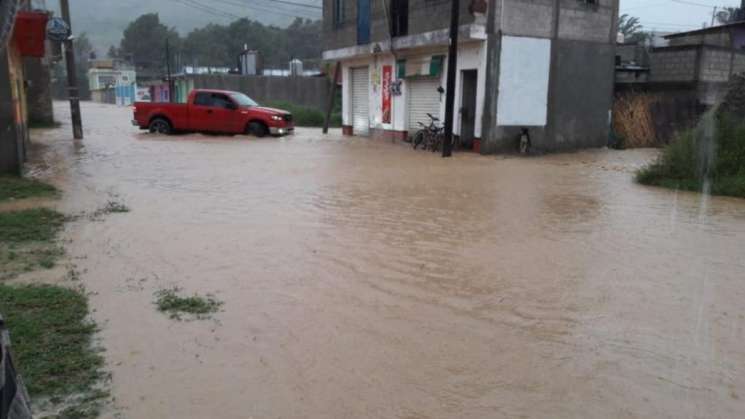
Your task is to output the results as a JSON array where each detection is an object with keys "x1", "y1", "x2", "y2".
[
  {"x1": 407, "y1": 78, "x2": 442, "y2": 132},
  {"x1": 350, "y1": 66, "x2": 370, "y2": 136}
]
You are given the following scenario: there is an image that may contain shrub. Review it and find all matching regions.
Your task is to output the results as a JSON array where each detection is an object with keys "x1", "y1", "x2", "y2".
[
  {"x1": 264, "y1": 100, "x2": 341, "y2": 128},
  {"x1": 636, "y1": 111, "x2": 745, "y2": 198}
]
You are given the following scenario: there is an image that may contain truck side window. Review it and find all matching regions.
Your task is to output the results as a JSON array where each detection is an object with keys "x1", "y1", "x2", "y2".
[
  {"x1": 194, "y1": 92, "x2": 212, "y2": 106},
  {"x1": 211, "y1": 94, "x2": 234, "y2": 109}
]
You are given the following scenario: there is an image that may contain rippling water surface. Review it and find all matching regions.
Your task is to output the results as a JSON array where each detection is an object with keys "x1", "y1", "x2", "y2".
[{"x1": 28, "y1": 102, "x2": 745, "y2": 418}]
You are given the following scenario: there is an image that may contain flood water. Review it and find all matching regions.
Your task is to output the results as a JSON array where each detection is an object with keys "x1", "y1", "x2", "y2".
[{"x1": 28, "y1": 102, "x2": 745, "y2": 418}]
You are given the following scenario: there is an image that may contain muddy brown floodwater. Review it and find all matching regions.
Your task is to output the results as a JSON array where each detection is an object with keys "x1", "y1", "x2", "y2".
[{"x1": 27, "y1": 102, "x2": 745, "y2": 418}]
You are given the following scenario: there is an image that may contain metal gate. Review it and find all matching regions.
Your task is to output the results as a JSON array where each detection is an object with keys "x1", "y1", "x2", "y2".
[
  {"x1": 350, "y1": 66, "x2": 370, "y2": 136},
  {"x1": 407, "y1": 78, "x2": 442, "y2": 133}
]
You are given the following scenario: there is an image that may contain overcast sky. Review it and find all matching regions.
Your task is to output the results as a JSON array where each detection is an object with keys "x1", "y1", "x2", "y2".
[{"x1": 620, "y1": 0, "x2": 744, "y2": 34}]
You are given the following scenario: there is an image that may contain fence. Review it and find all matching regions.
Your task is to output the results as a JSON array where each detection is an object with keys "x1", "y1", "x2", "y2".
[
  {"x1": 0, "y1": 315, "x2": 32, "y2": 419},
  {"x1": 180, "y1": 74, "x2": 331, "y2": 110}
]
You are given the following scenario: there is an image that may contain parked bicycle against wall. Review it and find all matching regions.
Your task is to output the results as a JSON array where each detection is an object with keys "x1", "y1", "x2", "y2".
[{"x1": 412, "y1": 113, "x2": 444, "y2": 152}]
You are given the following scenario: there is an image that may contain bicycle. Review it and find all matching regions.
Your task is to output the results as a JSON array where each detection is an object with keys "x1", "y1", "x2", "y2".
[{"x1": 412, "y1": 113, "x2": 444, "y2": 152}]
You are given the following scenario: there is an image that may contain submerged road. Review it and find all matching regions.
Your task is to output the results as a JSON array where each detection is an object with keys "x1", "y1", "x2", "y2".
[{"x1": 28, "y1": 101, "x2": 745, "y2": 418}]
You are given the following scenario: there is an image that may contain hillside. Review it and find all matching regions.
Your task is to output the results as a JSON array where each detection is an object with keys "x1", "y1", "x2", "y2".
[{"x1": 49, "y1": 0, "x2": 322, "y2": 52}]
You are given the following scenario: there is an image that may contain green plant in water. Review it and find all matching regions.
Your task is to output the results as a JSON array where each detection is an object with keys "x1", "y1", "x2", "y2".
[{"x1": 155, "y1": 287, "x2": 222, "y2": 319}]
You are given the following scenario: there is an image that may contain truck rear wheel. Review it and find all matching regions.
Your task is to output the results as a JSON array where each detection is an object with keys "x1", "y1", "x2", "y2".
[
  {"x1": 149, "y1": 118, "x2": 172, "y2": 135},
  {"x1": 247, "y1": 122, "x2": 268, "y2": 138}
]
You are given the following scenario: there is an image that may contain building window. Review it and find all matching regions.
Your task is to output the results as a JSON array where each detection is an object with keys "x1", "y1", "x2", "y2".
[
  {"x1": 579, "y1": 0, "x2": 599, "y2": 10},
  {"x1": 390, "y1": 0, "x2": 408, "y2": 37},
  {"x1": 333, "y1": 0, "x2": 344, "y2": 29}
]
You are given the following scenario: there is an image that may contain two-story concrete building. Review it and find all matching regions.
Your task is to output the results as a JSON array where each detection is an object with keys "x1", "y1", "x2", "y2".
[{"x1": 322, "y1": 0, "x2": 618, "y2": 153}]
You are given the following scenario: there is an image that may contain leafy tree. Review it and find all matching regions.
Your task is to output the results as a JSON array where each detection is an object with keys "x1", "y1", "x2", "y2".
[
  {"x1": 618, "y1": 14, "x2": 643, "y2": 39},
  {"x1": 716, "y1": 6, "x2": 745, "y2": 24},
  {"x1": 106, "y1": 45, "x2": 119, "y2": 59},
  {"x1": 51, "y1": 32, "x2": 94, "y2": 100},
  {"x1": 116, "y1": 13, "x2": 324, "y2": 77},
  {"x1": 119, "y1": 13, "x2": 180, "y2": 77}
]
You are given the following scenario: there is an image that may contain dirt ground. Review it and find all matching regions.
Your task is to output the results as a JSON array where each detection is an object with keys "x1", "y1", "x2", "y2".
[{"x1": 25, "y1": 101, "x2": 745, "y2": 419}]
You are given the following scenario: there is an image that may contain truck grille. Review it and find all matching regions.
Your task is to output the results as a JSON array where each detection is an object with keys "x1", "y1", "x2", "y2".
[{"x1": 283, "y1": 114, "x2": 293, "y2": 122}]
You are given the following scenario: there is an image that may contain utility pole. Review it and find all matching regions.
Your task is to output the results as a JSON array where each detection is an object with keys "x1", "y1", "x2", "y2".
[
  {"x1": 442, "y1": 0, "x2": 460, "y2": 158},
  {"x1": 710, "y1": 6, "x2": 717, "y2": 27},
  {"x1": 166, "y1": 37, "x2": 174, "y2": 103},
  {"x1": 323, "y1": 62, "x2": 341, "y2": 134},
  {"x1": 60, "y1": 0, "x2": 83, "y2": 139}
]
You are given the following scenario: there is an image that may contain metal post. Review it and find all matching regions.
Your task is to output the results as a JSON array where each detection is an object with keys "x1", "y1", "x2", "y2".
[
  {"x1": 166, "y1": 37, "x2": 174, "y2": 103},
  {"x1": 60, "y1": 0, "x2": 82, "y2": 139},
  {"x1": 442, "y1": 0, "x2": 460, "y2": 158},
  {"x1": 710, "y1": 6, "x2": 717, "y2": 27},
  {"x1": 323, "y1": 62, "x2": 341, "y2": 134}
]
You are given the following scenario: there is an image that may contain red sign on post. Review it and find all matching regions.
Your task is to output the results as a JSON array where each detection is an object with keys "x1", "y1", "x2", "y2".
[{"x1": 382, "y1": 65, "x2": 392, "y2": 124}]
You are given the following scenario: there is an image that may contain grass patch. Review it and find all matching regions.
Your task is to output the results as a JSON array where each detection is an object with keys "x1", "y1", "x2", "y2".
[
  {"x1": 155, "y1": 287, "x2": 222, "y2": 320},
  {"x1": 100, "y1": 201, "x2": 129, "y2": 214},
  {"x1": 0, "y1": 175, "x2": 58, "y2": 202},
  {"x1": 0, "y1": 208, "x2": 65, "y2": 279},
  {"x1": 0, "y1": 285, "x2": 105, "y2": 398},
  {"x1": 0, "y1": 208, "x2": 65, "y2": 243},
  {"x1": 636, "y1": 112, "x2": 745, "y2": 198},
  {"x1": 265, "y1": 100, "x2": 341, "y2": 128}
]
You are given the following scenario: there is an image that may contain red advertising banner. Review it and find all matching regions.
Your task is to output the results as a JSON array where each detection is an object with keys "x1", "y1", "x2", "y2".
[{"x1": 382, "y1": 65, "x2": 392, "y2": 124}]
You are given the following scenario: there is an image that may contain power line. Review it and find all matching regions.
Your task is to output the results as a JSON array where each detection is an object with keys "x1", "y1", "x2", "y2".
[
  {"x1": 216, "y1": 0, "x2": 321, "y2": 11},
  {"x1": 210, "y1": 0, "x2": 320, "y2": 19}
]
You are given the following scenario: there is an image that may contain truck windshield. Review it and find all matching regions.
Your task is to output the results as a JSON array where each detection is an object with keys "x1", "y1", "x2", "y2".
[{"x1": 229, "y1": 93, "x2": 259, "y2": 107}]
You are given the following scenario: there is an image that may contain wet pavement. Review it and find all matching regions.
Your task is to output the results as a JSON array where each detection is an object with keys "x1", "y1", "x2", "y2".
[{"x1": 27, "y1": 101, "x2": 745, "y2": 418}]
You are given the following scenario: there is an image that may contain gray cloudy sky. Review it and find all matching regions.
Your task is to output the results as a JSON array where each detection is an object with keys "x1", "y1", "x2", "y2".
[{"x1": 621, "y1": 0, "x2": 744, "y2": 34}]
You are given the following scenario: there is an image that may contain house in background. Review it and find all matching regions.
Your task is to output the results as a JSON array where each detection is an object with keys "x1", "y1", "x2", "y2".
[
  {"x1": 322, "y1": 0, "x2": 619, "y2": 153},
  {"x1": 649, "y1": 21, "x2": 745, "y2": 106}
]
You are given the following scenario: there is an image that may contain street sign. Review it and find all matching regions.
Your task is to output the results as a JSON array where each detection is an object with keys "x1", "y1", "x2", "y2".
[{"x1": 46, "y1": 17, "x2": 70, "y2": 42}]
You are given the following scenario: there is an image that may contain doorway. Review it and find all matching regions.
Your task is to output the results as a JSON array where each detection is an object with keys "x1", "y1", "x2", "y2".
[{"x1": 459, "y1": 70, "x2": 478, "y2": 149}]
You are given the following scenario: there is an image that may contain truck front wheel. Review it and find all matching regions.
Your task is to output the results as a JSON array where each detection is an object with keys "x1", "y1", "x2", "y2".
[
  {"x1": 247, "y1": 122, "x2": 268, "y2": 138},
  {"x1": 149, "y1": 118, "x2": 172, "y2": 135}
]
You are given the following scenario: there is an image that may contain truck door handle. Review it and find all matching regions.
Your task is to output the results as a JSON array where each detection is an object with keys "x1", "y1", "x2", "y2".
[{"x1": 206, "y1": 109, "x2": 213, "y2": 114}]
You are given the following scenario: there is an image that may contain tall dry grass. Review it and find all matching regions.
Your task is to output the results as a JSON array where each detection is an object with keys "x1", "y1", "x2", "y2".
[{"x1": 613, "y1": 93, "x2": 660, "y2": 148}]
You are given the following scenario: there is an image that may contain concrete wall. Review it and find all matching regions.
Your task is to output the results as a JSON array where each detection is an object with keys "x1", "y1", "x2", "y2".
[
  {"x1": 185, "y1": 75, "x2": 331, "y2": 110},
  {"x1": 733, "y1": 52, "x2": 745, "y2": 75},
  {"x1": 323, "y1": 0, "x2": 476, "y2": 51},
  {"x1": 649, "y1": 47, "x2": 698, "y2": 82},
  {"x1": 23, "y1": 56, "x2": 54, "y2": 126},
  {"x1": 547, "y1": 40, "x2": 615, "y2": 150},
  {"x1": 668, "y1": 32, "x2": 731, "y2": 48},
  {"x1": 497, "y1": 0, "x2": 554, "y2": 38},
  {"x1": 700, "y1": 48, "x2": 733, "y2": 82},
  {"x1": 482, "y1": 0, "x2": 618, "y2": 153},
  {"x1": 557, "y1": 0, "x2": 616, "y2": 43}
]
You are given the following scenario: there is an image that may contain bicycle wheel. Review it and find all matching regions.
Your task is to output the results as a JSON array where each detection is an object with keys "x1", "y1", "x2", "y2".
[{"x1": 412, "y1": 130, "x2": 425, "y2": 150}]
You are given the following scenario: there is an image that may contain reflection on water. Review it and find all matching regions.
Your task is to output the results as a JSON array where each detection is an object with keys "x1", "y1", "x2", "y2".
[{"x1": 27, "y1": 102, "x2": 745, "y2": 419}]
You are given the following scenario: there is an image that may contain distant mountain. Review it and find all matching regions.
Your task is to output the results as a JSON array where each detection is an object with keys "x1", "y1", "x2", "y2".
[{"x1": 49, "y1": 0, "x2": 322, "y2": 52}]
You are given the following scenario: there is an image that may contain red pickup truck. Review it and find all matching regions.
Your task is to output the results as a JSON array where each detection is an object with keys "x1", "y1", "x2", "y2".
[{"x1": 132, "y1": 89, "x2": 294, "y2": 137}]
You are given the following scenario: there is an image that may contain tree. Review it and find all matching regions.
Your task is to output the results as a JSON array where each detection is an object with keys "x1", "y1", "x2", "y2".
[
  {"x1": 52, "y1": 32, "x2": 94, "y2": 100},
  {"x1": 716, "y1": 6, "x2": 745, "y2": 25},
  {"x1": 618, "y1": 14, "x2": 643, "y2": 39},
  {"x1": 106, "y1": 45, "x2": 119, "y2": 59},
  {"x1": 119, "y1": 13, "x2": 181, "y2": 78}
]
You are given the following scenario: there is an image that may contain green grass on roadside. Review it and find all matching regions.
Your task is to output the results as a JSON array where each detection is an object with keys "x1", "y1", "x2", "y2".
[
  {"x1": 0, "y1": 208, "x2": 66, "y2": 279},
  {"x1": 0, "y1": 285, "x2": 105, "y2": 398},
  {"x1": 265, "y1": 100, "x2": 342, "y2": 128},
  {"x1": 155, "y1": 287, "x2": 222, "y2": 320},
  {"x1": 0, "y1": 208, "x2": 65, "y2": 243},
  {"x1": 636, "y1": 113, "x2": 745, "y2": 199},
  {"x1": 0, "y1": 175, "x2": 58, "y2": 202}
]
